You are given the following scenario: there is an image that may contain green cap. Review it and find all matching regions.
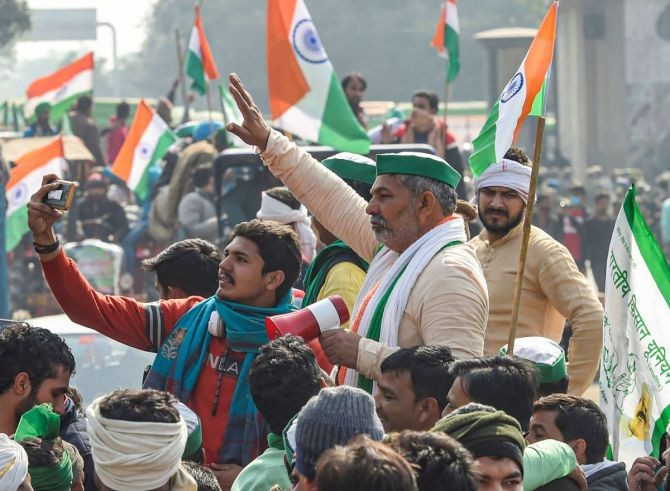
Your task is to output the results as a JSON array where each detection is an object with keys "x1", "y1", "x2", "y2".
[
  {"x1": 15, "y1": 404, "x2": 60, "y2": 441},
  {"x1": 15, "y1": 404, "x2": 73, "y2": 491},
  {"x1": 322, "y1": 152, "x2": 376, "y2": 185},
  {"x1": 376, "y1": 152, "x2": 461, "y2": 188},
  {"x1": 500, "y1": 337, "x2": 567, "y2": 384}
]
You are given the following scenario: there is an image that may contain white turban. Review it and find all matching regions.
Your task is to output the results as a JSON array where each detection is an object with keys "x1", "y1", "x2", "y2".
[
  {"x1": 0, "y1": 434, "x2": 29, "y2": 491},
  {"x1": 256, "y1": 192, "x2": 317, "y2": 262},
  {"x1": 86, "y1": 396, "x2": 188, "y2": 491},
  {"x1": 472, "y1": 159, "x2": 532, "y2": 204}
]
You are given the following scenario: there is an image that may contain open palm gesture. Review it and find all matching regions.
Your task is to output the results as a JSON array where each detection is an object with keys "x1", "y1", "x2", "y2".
[{"x1": 226, "y1": 73, "x2": 272, "y2": 151}]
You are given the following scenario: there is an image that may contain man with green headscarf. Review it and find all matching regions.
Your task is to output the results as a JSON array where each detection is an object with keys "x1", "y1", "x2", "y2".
[
  {"x1": 302, "y1": 152, "x2": 375, "y2": 324},
  {"x1": 15, "y1": 405, "x2": 73, "y2": 491},
  {"x1": 23, "y1": 103, "x2": 57, "y2": 138}
]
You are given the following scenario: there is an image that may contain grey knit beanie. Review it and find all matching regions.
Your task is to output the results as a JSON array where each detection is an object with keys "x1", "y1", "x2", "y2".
[{"x1": 294, "y1": 386, "x2": 384, "y2": 479}]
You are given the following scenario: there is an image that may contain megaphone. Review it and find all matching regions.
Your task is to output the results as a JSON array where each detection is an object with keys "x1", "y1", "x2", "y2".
[{"x1": 265, "y1": 295, "x2": 350, "y2": 342}]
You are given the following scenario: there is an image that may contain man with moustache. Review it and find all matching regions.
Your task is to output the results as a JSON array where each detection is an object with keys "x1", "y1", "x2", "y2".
[
  {"x1": 226, "y1": 74, "x2": 488, "y2": 394},
  {"x1": 470, "y1": 148, "x2": 603, "y2": 396},
  {"x1": 27, "y1": 176, "x2": 309, "y2": 488}
]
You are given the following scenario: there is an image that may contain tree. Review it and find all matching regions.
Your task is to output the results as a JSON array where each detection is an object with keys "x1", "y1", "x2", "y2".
[{"x1": 0, "y1": 0, "x2": 30, "y2": 48}]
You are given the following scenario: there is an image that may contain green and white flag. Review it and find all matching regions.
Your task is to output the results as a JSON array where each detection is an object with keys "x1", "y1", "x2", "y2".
[
  {"x1": 186, "y1": 6, "x2": 220, "y2": 96},
  {"x1": 219, "y1": 84, "x2": 245, "y2": 147},
  {"x1": 600, "y1": 186, "x2": 670, "y2": 468},
  {"x1": 431, "y1": 0, "x2": 460, "y2": 83}
]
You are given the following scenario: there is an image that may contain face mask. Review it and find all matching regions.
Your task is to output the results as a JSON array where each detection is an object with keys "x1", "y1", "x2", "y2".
[{"x1": 570, "y1": 195, "x2": 581, "y2": 206}]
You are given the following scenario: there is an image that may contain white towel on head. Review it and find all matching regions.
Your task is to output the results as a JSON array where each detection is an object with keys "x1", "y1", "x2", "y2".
[
  {"x1": 256, "y1": 192, "x2": 317, "y2": 262},
  {"x1": 0, "y1": 433, "x2": 29, "y2": 491},
  {"x1": 472, "y1": 159, "x2": 532, "y2": 203},
  {"x1": 86, "y1": 396, "x2": 188, "y2": 491}
]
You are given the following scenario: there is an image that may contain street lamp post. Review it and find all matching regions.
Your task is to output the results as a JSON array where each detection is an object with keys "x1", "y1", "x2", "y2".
[{"x1": 96, "y1": 22, "x2": 120, "y2": 98}]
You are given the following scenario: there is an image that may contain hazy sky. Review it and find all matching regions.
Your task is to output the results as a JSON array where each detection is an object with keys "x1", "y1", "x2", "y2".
[{"x1": 18, "y1": 0, "x2": 155, "y2": 60}]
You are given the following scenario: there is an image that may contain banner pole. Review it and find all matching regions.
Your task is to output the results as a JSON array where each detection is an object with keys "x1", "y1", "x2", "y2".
[{"x1": 507, "y1": 116, "x2": 545, "y2": 354}]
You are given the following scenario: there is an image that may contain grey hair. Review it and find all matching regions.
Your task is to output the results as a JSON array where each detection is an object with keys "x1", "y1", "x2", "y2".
[{"x1": 396, "y1": 174, "x2": 457, "y2": 215}]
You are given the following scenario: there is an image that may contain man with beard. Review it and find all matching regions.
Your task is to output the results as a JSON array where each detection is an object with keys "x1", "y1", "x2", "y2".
[
  {"x1": 470, "y1": 148, "x2": 603, "y2": 396},
  {"x1": 226, "y1": 73, "x2": 488, "y2": 394},
  {"x1": 0, "y1": 323, "x2": 75, "y2": 437},
  {"x1": 28, "y1": 176, "x2": 313, "y2": 488}
]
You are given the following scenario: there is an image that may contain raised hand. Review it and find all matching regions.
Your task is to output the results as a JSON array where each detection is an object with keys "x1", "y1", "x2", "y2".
[{"x1": 226, "y1": 73, "x2": 271, "y2": 151}]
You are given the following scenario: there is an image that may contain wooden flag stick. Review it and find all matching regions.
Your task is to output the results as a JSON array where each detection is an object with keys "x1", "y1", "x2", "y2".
[
  {"x1": 441, "y1": 81, "x2": 450, "y2": 155},
  {"x1": 507, "y1": 116, "x2": 546, "y2": 354},
  {"x1": 175, "y1": 28, "x2": 191, "y2": 124}
]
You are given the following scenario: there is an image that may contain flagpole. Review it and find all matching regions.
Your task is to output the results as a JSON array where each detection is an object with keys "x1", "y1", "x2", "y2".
[
  {"x1": 442, "y1": 81, "x2": 450, "y2": 155},
  {"x1": 175, "y1": 28, "x2": 191, "y2": 124},
  {"x1": 0, "y1": 158, "x2": 9, "y2": 318},
  {"x1": 506, "y1": 116, "x2": 546, "y2": 354},
  {"x1": 205, "y1": 81, "x2": 215, "y2": 139}
]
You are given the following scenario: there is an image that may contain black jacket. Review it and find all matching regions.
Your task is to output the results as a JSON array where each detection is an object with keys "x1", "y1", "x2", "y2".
[
  {"x1": 586, "y1": 461, "x2": 628, "y2": 491},
  {"x1": 60, "y1": 396, "x2": 96, "y2": 491}
]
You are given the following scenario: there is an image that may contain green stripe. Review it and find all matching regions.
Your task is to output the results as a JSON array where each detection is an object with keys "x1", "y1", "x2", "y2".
[
  {"x1": 530, "y1": 80, "x2": 547, "y2": 117},
  {"x1": 468, "y1": 100, "x2": 500, "y2": 177},
  {"x1": 186, "y1": 51, "x2": 207, "y2": 96},
  {"x1": 623, "y1": 186, "x2": 670, "y2": 308},
  {"x1": 318, "y1": 73, "x2": 370, "y2": 154},
  {"x1": 651, "y1": 405, "x2": 670, "y2": 460},
  {"x1": 134, "y1": 130, "x2": 176, "y2": 202},
  {"x1": 6, "y1": 206, "x2": 28, "y2": 252},
  {"x1": 445, "y1": 25, "x2": 460, "y2": 83},
  {"x1": 26, "y1": 92, "x2": 91, "y2": 124}
]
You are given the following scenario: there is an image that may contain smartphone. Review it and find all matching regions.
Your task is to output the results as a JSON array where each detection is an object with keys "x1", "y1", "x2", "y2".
[{"x1": 43, "y1": 180, "x2": 78, "y2": 210}]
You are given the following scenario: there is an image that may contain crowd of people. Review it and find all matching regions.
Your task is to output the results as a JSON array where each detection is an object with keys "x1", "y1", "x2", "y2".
[{"x1": 1, "y1": 71, "x2": 668, "y2": 491}]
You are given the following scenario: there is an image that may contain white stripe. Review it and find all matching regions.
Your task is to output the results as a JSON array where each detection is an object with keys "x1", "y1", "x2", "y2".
[
  {"x1": 494, "y1": 60, "x2": 527, "y2": 162},
  {"x1": 7, "y1": 157, "x2": 66, "y2": 215},
  {"x1": 127, "y1": 115, "x2": 168, "y2": 190},
  {"x1": 306, "y1": 299, "x2": 344, "y2": 333},
  {"x1": 25, "y1": 69, "x2": 93, "y2": 118},
  {"x1": 188, "y1": 25, "x2": 202, "y2": 60},
  {"x1": 446, "y1": 1, "x2": 459, "y2": 34},
  {"x1": 274, "y1": 106, "x2": 321, "y2": 141},
  {"x1": 273, "y1": 0, "x2": 332, "y2": 140}
]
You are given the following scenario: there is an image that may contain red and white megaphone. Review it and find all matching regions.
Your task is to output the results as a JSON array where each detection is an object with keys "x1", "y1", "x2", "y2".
[{"x1": 265, "y1": 295, "x2": 350, "y2": 343}]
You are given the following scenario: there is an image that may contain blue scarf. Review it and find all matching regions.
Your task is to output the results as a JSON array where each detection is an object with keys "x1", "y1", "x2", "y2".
[{"x1": 144, "y1": 291, "x2": 295, "y2": 465}]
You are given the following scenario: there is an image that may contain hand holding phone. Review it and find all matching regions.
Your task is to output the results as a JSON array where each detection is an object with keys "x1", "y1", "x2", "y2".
[{"x1": 42, "y1": 180, "x2": 78, "y2": 210}]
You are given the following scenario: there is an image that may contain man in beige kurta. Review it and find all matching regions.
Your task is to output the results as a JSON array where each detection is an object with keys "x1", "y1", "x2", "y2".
[
  {"x1": 225, "y1": 74, "x2": 489, "y2": 387},
  {"x1": 470, "y1": 151, "x2": 603, "y2": 395}
]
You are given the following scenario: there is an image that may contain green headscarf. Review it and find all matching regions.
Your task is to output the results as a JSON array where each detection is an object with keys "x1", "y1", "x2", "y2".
[
  {"x1": 15, "y1": 404, "x2": 73, "y2": 491},
  {"x1": 432, "y1": 410, "x2": 526, "y2": 474}
]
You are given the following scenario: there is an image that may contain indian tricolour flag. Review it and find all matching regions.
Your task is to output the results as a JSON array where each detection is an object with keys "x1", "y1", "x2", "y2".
[
  {"x1": 24, "y1": 53, "x2": 93, "y2": 123},
  {"x1": 431, "y1": 0, "x2": 460, "y2": 83},
  {"x1": 267, "y1": 0, "x2": 370, "y2": 154},
  {"x1": 111, "y1": 101, "x2": 176, "y2": 202},
  {"x1": 5, "y1": 138, "x2": 66, "y2": 251},
  {"x1": 600, "y1": 186, "x2": 670, "y2": 469},
  {"x1": 469, "y1": 2, "x2": 558, "y2": 177},
  {"x1": 186, "y1": 6, "x2": 220, "y2": 96}
]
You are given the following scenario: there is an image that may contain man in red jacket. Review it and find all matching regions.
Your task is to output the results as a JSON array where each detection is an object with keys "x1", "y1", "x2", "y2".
[{"x1": 28, "y1": 174, "x2": 308, "y2": 489}]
